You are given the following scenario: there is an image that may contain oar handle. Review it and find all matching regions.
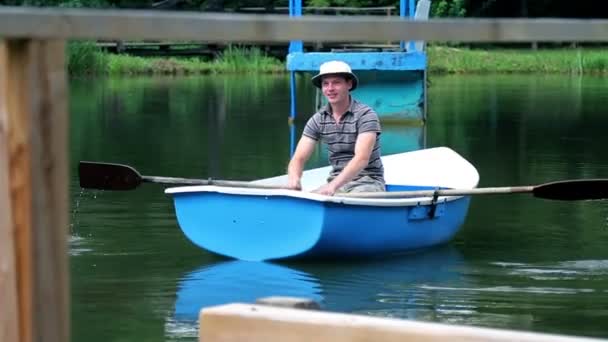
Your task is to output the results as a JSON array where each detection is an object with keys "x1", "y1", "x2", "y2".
[
  {"x1": 339, "y1": 186, "x2": 535, "y2": 199},
  {"x1": 143, "y1": 176, "x2": 285, "y2": 190}
]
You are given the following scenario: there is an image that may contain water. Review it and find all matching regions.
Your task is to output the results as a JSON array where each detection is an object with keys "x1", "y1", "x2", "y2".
[{"x1": 69, "y1": 74, "x2": 608, "y2": 341}]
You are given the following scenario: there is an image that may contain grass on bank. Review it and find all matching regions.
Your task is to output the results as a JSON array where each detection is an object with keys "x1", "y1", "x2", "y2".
[
  {"x1": 67, "y1": 42, "x2": 284, "y2": 76},
  {"x1": 67, "y1": 41, "x2": 608, "y2": 76},
  {"x1": 428, "y1": 45, "x2": 608, "y2": 74}
]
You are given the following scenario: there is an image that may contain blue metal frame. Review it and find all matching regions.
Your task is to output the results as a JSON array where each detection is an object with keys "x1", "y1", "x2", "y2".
[
  {"x1": 288, "y1": 0, "x2": 303, "y2": 53},
  {"x1": 408, "y1": 0, "x2": 416, "y2": 51},
  {"x1": 288, "y1": 0, "x2": 302, "y2": 158},
  {"x1": 286, "y1": 0, "x2": 428, "y2": 135},
  {"x1": 287, "y1": 51, "x2": 426, "y2": 72},
  {"x1": 289, "y1": 71, "x2": 297, "y2": 120},
  {"x1": 400, "y1": 0, "x2": 406, "y2": 50},
  {"x1": 289, "y1": 71, "x2": 297, "y2": 157},
  {"x1": 289, "y1": 120, "x2": 296, "y2": 157},
  {"x1": 400, "y1": 0, "x2": 416, "y2": 51}
]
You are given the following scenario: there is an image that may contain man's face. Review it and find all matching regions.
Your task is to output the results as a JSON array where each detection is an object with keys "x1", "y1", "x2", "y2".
[{"x1": 321, "y1": 75, "x2": 351, "y2": 106}]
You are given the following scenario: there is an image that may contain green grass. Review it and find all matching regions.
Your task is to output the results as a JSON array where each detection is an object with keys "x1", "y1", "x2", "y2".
[
  {"x1": 427, "y1": 46, "x2": 608, "y2": 74},
  {"x1": 67, "y1": 42, "x2": 284, "y2": 76},
  {"x1": 67, "y1": 41, "x2": 608, "y2": 76},
  {"x1": 211, "y1": 46, "x2": 284, "y2": 73},
  {"x1": 67, "y1": 41, "x2": 106, "y2": 75}
]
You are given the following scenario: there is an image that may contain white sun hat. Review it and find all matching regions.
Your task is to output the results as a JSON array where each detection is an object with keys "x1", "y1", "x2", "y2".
[{"x1": 311, "y1": 60, "x2": 359, "y2": 91}]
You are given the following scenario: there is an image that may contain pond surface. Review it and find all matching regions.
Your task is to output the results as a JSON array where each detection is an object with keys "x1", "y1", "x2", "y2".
[{"x1": 69, "y1": 73, "x2": 608, "y2": 341}]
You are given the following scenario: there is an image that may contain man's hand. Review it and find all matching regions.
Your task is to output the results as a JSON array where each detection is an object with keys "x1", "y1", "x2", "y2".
[
  {"x1": 286, "y1": 136, "x2": 316, "y2": 191},
  {"x1": 286, "y1": 176, "x2": 302, "y2": 191},
  {"x1": 313, "y1": 183, "x2": 337, "y2": 196}
]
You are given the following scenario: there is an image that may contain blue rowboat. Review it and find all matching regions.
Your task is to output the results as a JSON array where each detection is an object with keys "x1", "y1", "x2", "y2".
[{"x1": 164, "y1": 147, "x2": 479, "y2": 261}]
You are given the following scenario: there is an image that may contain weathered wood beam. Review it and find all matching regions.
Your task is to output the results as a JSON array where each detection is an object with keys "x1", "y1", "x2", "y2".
[
  {"x1": 0, "y1": 39, "x2": 69, "y2": 342},
  {"x1": 0, "y1": 39, "x2": 19, "y2": 342},
  {"x1": 0, "y1": 7, "x2": 608, "y2": 42},
  {"x1": 200, "y1": 303, "x2": 605, "y2": 342}
]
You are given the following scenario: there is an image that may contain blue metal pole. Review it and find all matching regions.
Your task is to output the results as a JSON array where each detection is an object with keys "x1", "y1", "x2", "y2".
[
  {"x1": 287, "y1": 0, "x2": 301, "y2": 157},
  {"x1": 289, "y1": 71, "x2": 297, "y2": 121},
  {"x1": 288, "y1": 0, "x2": 303, "y2": 53},
  {"x1": 289, "y1": 120, "x2": 296, "y2": 158},
  {"x1": 409, "y1": 0, "x2": 415, "y2": 18},
  {"x1": 289, "y1": 71, "x2": 297, "y2": 157},
  {"x1": 408, "y1": 0, "x2": 416, "y2": 51},
  {"x1": 399, "y1": 0, "x2": 406, "y2": 50}
]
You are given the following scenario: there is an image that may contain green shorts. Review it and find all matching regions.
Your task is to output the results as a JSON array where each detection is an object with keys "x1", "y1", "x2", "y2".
[{"x1": 334, "y1": 176, "x2": 386, "y2": 193}]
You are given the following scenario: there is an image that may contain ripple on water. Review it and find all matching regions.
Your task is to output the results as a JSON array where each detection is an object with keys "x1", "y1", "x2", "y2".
[
  {"x1": 69, "y1": 235, "x2": 92, "y2": 256},
  {"x1": 491, "y1": 259, "x2": 608, "y2": 279},
  {"x1": 164, "y1": 317, "x2": 197, "y2": 342}
]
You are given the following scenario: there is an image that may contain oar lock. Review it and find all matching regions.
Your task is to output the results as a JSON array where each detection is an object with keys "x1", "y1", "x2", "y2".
[{"x1": 428, "y1": 188, "x2": 441, "y2": 218}]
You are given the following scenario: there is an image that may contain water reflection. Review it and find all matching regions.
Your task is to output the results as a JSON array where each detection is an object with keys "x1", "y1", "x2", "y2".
[
  {"x1": 173, "y1": 260, "x2": 323, "y2": 321},
  {"x1": 168, "y1": 245, "x2": 467, "y2": 335},
  {"x1": 381, "y1": 123, "x2": 426, "y2": 155},
  {"x1": 288, "y1": 109, "x2": 426, "y2": 162}
]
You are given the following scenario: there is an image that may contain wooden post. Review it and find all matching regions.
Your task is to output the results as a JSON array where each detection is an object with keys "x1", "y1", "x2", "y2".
[
  {"x1": 0, "y1": 39, "x2": 19, "y2": 342},
  {"x1": 0, "y1": 39, "x2": 69, "y2": 342}
]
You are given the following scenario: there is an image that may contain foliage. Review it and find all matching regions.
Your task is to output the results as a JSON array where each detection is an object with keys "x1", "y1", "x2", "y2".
[
  {"x1": 67, "y1": 44, "x2": 284, "y2": 75},
  {"x1": 4, "y1": 0, "x2": 110, "y2": 6},
  {"x1": 431, "y1": 0, "x2": 466, "y2": 17},
  {"x1": 1, "y1": 0, "x2": 603, "y2": 18},
  {"x1": 67, "y1": 41, "x2": 107, "y2": 75}
]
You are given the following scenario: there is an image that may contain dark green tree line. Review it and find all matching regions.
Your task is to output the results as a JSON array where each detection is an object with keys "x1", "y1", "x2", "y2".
[{"x1": 0, "y1": 0, "x2": 604, "y2": 18}]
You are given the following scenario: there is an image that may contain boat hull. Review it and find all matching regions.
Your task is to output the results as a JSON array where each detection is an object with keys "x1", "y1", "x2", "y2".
[
  {"x1": 303, "y1": 196, "x2": 471, "y2": 259},
  {"x1": 172, "y1": 191, "x2": 325, "y2": 261},
  {"x1": 170, "y1": 190, "x2": 471, "y2": 261}
]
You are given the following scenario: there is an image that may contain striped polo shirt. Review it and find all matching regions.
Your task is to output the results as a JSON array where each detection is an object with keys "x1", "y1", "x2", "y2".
[{"x1": 303, "y1": 98, "x2": 384, "y2": 182}]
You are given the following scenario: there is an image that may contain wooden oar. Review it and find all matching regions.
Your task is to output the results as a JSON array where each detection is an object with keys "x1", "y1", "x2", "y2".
[
  {"x1": 340, "y1": 179, "x2": 608, "y2": 201},
  {"x1": 79, "y1": 161, "x2": 608, "y2": 201},
  {"x1": 78, "y1": 161, "x2": 285, "y2": 191}
]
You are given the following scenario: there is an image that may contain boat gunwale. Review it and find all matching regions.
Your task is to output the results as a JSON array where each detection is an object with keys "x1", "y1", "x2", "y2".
[{"x1": 164, "y1": 185, "x2": 469, "y2": 207}]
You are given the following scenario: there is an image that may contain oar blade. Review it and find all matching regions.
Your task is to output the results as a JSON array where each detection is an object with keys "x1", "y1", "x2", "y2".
[
  {"x1": 79, "y1": 161, "x2": 143, "y2": 191},
  {"x1": 533, "y1": 179, "x2": 608, "y2": 201}
]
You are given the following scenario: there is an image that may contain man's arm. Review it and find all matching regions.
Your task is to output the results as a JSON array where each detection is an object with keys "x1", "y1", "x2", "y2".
[
  {"x1": 314, "y1": 132, "x2": 376, "y2": 195},
  {"x1": 287, "y1": 136, "x2": 317, "y2": 190}
]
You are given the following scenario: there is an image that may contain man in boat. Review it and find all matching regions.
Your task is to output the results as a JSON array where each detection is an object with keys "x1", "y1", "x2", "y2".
[{"x1": 286, "y1": 60, "x2": 385, "y2": 196}]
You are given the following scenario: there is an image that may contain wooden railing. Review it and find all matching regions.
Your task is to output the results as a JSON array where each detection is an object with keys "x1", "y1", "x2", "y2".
[
  {"x1": 1, "y1": 7, "x2": 608, "y2": 42},
  {"x1": 2, "y1": 6, "x2": 608, "y2": 342}
]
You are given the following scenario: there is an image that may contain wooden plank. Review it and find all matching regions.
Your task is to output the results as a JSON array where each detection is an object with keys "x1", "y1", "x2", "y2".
[
  {"x1": 0, "y1": 7, "x2": 608, "y2": 42},
  {"x1": 4, "y1": 39, "x2": 34, "y2": 342},
  {"x1": 29, "y1": 39, "x2": 70, "y2": 342},
  {"x1": 0, "y1": 40, "x2": 19, "y2": 342},
  {"x1": 200, "y1": 303, "x2": 604, "y2": 342},
  {"x1": 2, "y1": 39, "x2": 69, "y2": 342}
]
